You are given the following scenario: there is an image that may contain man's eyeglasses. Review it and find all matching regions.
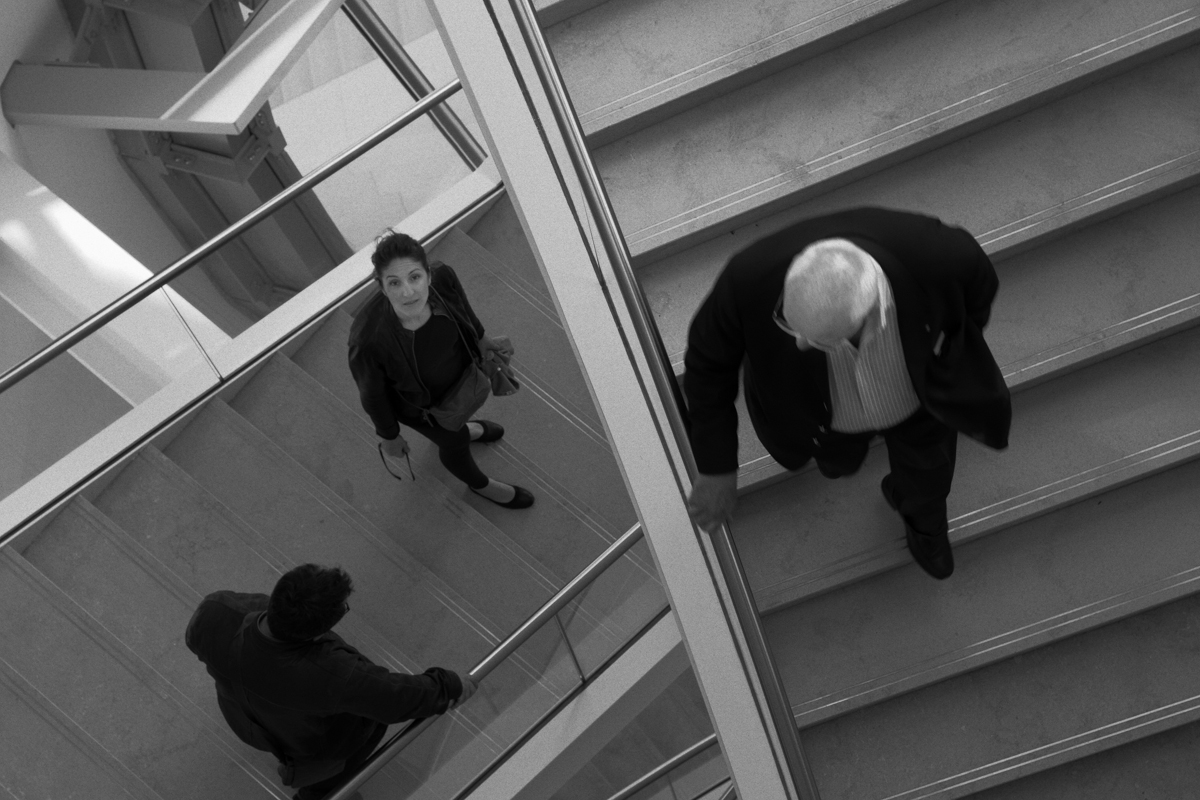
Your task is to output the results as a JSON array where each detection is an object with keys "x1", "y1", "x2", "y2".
[{"x1": 772, "y1": 294, "x2": 841, "y2": 353}]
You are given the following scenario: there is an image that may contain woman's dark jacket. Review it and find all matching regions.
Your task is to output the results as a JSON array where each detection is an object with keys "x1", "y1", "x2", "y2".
[
  {"x1": 348, "y1": 262, "x2": 485, "y2": 439},
  {"x1": 185, "y1": 590, "x2": 462, "y2": 763}
]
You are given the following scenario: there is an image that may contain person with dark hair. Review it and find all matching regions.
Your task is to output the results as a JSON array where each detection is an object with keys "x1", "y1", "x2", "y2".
[
  {"x1": 348, "y1": 230, "x2": 534, "y2": 509},
  {"x1": 186, "y1": 564, "x2": 477, "y2": 800}
]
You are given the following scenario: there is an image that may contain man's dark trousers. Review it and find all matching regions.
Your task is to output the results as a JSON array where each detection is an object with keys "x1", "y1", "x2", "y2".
[
  {"x1": 295, "y1": 721, "x2": 388, "y2": 800},
  {"x1": 811, "y1": 408, "x2": 957, "y2": 535}
]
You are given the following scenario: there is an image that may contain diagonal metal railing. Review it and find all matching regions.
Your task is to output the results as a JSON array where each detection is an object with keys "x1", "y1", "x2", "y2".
[{"x1": 0, "y1": 79, "x2": 464, "y2": 397}]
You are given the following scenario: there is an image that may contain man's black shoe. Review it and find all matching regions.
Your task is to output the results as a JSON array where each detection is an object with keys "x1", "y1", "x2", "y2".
[
  {"x1": 816, "y1": 457, "x2": 862, "y2": 479},
  {"x1": 881, "y1": 475, "x2": 954, "y2": 579}
]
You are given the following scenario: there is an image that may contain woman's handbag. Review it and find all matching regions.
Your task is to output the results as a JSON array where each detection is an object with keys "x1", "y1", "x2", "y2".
[
  {"x1": 424, "y1": 360, "x2": 491, "y2": 431},
  {"x1": 481, "y1": 336, "x2": 519, "y2": 396}
]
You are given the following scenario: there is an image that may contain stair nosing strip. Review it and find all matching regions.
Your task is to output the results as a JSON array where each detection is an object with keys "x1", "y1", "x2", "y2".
[
  {"x1": 754, "y1": 429, "x2": 1200, "y2": 611},
  {"x1": 0, "y1": 549, "x2": 288, "y2": 798},
  {"x1": 879, "y1": 694, "x2": 1200, "y2": 800},
  {"x1": 435, "y1": 228, "x2": 559, "y2": 322},
  {"x1": 0, "y1": 655, "x2": 159, "y2": 800},
  {"x1": 579, "y1": 0, "x2": 937, "y2": 126},
  {"x1": 199, "y1": 394, "x2": 513, "y2": 645},
  {"x1": 793, "y1": 566, "x2": 1200, "y2": 727},
  {"x1": 623, "y1": 12, "x2": 1200, "y2": 256},
  {"x1": 258, "y1": 355, "x2": 564, "y2": 594}
]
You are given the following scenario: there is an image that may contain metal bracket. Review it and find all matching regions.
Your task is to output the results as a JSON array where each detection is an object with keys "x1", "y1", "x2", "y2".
[
  {"x1": 99, "y1": 0, "x2": 213, "y2": 26},
  {"x1": 132, "y1": 107, "x2": 287, "y2": 182}
]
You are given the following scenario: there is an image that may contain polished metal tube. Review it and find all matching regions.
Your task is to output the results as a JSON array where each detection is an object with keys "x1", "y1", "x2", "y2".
[
  {"x1": 500, "y1": 1, "x2": 820, "y2": 797},
  {"x1": 0, "y1": 80, "x2": 463, "y2": 397},
  {"x1": 604, "y1": 733, "x2": 719, "y2": 800},
  {"x1": 324, "y1": 522, "x2": 646, "y2": 800},
  {"x1": 341, "y1": 0, "x2": 487, "y2": 169}
]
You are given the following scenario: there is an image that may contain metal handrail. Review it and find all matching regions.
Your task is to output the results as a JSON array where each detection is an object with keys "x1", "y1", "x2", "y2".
[
  {"x1": 500, "y1": 1, "x2": 820, "y2": 798},
  {"x1": 0, "y1": 79, "x2": 464, "y2": 397},
  {"x1": 325, "y1": 522, "x2": 647, "y2": 800},
  {"x1": 342, "y1": 0, "x2": 487, "y2": 170},
  {"x1": 0, "y1": 180, "x2": 505, "y2": 551},
  {"x1": 604, "y1": 733, "x2": 719, "y2": 800}
]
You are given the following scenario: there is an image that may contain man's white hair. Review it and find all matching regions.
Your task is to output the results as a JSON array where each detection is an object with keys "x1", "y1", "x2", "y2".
[{"x1": 782, "y1": 238, "x2": 879, "y2": 338}]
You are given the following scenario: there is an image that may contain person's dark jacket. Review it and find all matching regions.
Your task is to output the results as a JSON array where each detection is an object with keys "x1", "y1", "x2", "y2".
[
  {"x1": 684, "y1": 207, "x2": 1011, "y2": 475},
  {"x1": 348, "y1": 262, "x2": 485, "y2": 439},
  {"x1": 185, "y1": 590, "x2": 462, "y2": 763}
]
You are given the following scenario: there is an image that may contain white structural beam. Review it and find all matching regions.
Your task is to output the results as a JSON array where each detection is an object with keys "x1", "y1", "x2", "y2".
[
  {"x1": 426, "y1": 2, "x2": 800, "y2": 798},
  {"x1": 0, "y1": 0, "x2": 345, "y2": 134}
]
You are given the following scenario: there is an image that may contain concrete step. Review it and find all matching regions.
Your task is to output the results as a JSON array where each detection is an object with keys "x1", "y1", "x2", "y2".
[
  {"x1": 800, "y1": 591, "x2": 1200, "y2": 799},
  {"x1": 962, "y1": 719, "x2": 1200, "y2": 800},
  {"x1": 767, "y1": 448, "x2": 1200, "y2": 728},
  {"x1": 738, "y1": 317, "x2": 1200, "y2": 613},
  {"x1": 92, "y1": 445, "x2": 431, "y2": 678},
  {"x1": 643, "y1": 42, "x2": 1200, "y2": 374},
  {"x1": 734, "y1": 178, "x2": 1200, "y2": 491},
  {"x1": 0, "y1": 547, "x2": 278, "y2": 800},
  {"x1": 230, "y1": 353, "x2": 555, "y2": 634},
  {"x1": 598, "y1": 0, "x2": 1200, "y2": 263},
  {"x1": 0, "y1": 654, "x2": 157, "y2": 800},
  {"x1": 162, "y1": 397, "x2": 579, "y2": 754},
  {"x1": 551, "y1": 0, "x2": 949, "y2": 146},
  {"x1": 462, "y1": 194, "x2": 553, "y2": 310}
]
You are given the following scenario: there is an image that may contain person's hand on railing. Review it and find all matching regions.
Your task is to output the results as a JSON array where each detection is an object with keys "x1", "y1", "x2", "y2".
[
  {"x1": 450, "y1": 674, "x2": 479, "y2": 710},
  {"x1": 686, "y1": 472, "x2": 738, "y2": 533},
  {"x1": 380, "y1": 436, "x2": 411, "y2": 463}
]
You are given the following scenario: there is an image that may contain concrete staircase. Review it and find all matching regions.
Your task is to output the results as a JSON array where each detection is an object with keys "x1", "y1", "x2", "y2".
[
  {"x1": 540, "y1": 0, "x2": 1200, "y2": 795},
  {"x1": 0, "y1": 202, "x2": 666, "y2": 798}
]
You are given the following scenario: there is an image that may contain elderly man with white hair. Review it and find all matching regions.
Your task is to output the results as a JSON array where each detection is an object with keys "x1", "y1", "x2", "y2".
[{"x1": 683, "y1": 207, "x2": 1011, "y2": 579}]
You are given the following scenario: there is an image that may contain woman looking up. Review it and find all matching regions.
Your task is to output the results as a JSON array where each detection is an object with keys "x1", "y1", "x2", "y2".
[{"x1": 348, "y1": 231, "x2": 533, "y2": 508}]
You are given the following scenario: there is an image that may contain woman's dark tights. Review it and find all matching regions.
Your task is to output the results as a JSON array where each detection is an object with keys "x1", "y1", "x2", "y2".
[{"x1": 396, "y1": 412, "x2": 489, "y2": 489}]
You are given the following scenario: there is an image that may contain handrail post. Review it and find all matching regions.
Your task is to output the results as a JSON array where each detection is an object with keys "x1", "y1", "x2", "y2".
[
  {"x1": 496, "y1": 2, "x2": 820, "y2": 798},
  {"x1": 341, "y1": 0, "x2": 487, "y2": 170}
]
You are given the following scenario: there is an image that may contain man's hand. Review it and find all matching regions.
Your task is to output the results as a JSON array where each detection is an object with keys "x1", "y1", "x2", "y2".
[
  {"x1": 450, "y1": 674, "x2": 479, "y2": 709},
  {"x1": 380, "y1": 436, "x2": 410, "y2": 463},
  {"x1": 686, "y1": 472, "x2": 739, "y2": 533}
]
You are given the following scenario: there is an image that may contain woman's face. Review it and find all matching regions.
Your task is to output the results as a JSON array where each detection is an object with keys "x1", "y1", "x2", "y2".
[{"x1": 379, "y1": 257, "x2": 429, "y2": 317}]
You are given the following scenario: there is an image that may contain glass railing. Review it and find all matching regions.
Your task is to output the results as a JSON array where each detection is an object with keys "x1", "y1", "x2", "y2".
[
  {"x1": 602, "y1": 733, "x2": 729, "y2": 800},
  {"x1": 325, "y1": 523, "x2": 668, "y2": 800},
  {"x1": 0, "y1": 0, "x2": 487, "y2": 511}
]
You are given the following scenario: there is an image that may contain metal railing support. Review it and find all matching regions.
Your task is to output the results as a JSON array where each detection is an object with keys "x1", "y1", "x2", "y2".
[
  {"x1": 499, "y1": 1, "x2": 821, "y2": 797},
  {"x1": 324, "y1": 522, "x2": 647, "y2": 800},
  {"x1": 341, "y1": 0, "x2": 487, "y2": 169},
  {"x1": 604, "y1": 733, "x2": 719, "y2": 800},
  {"x1": 0, "y1": 79, "x2": 463, "y2": 397}
]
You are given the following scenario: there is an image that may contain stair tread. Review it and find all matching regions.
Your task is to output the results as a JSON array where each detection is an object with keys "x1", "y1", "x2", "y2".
[
  {"x1": 0, "y1": 659, "x2": 154, "y2": 800},
  {"x1": 0, "y1": 549, "x2": 275, "y2": 800},
  {"x1": 802, "y1": 592, "x2": 1200, "y2": 799},
  {"x1": 163, "y1": 397, "x2": 499, "y2": 668},
  {"x1": 598, "y1": 0, "x2": 1199, "y2": 261},
  {"x1": 643, "y1": 45, "x2": 1200, "y2": 371},
  {"x1": 964, "y1": 719, "x2": 1200, "y2": 800},
  {"x1": 552, "y1": 0, "x2": 946, "y2": 144},
  {"x1": 738, "y1": 322, "x2": 1200, "y2": 611},
  {"x1": 768, "y1": 452, "x2": 1200, "y2": 726}
]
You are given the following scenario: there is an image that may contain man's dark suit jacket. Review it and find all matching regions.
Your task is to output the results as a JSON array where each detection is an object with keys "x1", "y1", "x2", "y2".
[{"x1": 683, "y1": 207, "x2": 1012, "y2": 476}]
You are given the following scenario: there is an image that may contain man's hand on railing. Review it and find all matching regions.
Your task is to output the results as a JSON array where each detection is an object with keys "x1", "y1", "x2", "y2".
[
  {"x1": 686, "y1": 472, "x2": 739, "y2": 533},
  {"x1": 450, "y1": 674, "x2": 479, "y2": 710}
]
